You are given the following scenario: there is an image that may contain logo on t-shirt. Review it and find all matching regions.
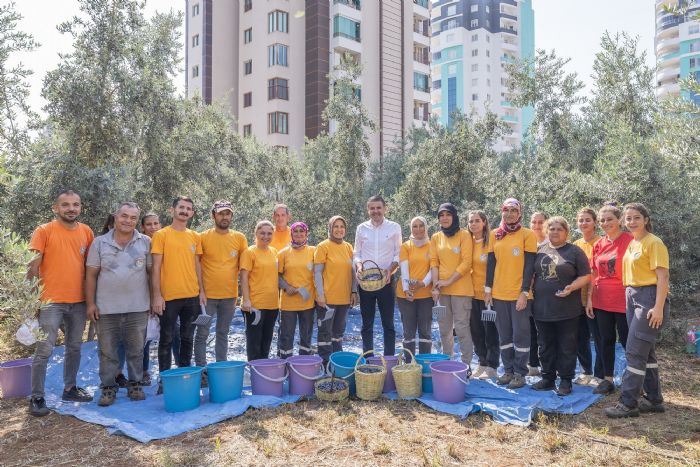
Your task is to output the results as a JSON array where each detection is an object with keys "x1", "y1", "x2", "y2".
[
  {"x1": 230, "y1": 250, "x2": 238, "y2": 257},
  {"x1": 190, "y1": 244, "x2": 196, "y2": 254},
  {"x1": 80, "y1": 245, "x2": 86, "y2": 255},
  {"x1": 306, "y1": 262, "x2": 313, "y2": 270},
  {"x1": 135, "y1": 258, "x2": 145, "y2": 269},
  {"x1": 480, "y1": 253, "x2": 487, "y2": 263},
  {"x1": 512, "y1": 247, "x2": 521, "y2": 257},
  {"x1": 452, "y1": 246, "x2": 460, "y2": 254},
  {"x1": 632, "y1": 251, "x2": 642, "y2": 260}
]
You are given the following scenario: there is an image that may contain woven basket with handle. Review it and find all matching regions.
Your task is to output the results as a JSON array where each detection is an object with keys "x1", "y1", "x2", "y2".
[
  {"x1": 391, "y1": 348, "x2": 422, "y2": 399},
  {"x1": 357, "y1": 260, "x2": 386, "y2": 292},
  {"x1": 354, "y1": 350, "x2": 386, "y2": 401}
]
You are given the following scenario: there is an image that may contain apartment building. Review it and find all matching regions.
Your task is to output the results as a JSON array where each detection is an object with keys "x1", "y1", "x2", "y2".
[
  {"x1": 430, "y1": 0, "x2": 534, "y2": 151},
  {"x1": 655, "y1": 0, "x2": 700, "y2": 103},
  {"x1": 186, "y1": 0, "x2": 433, "y2": 162}
]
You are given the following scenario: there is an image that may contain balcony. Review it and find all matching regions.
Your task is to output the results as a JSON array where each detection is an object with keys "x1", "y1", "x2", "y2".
[
  {"x1": 655, "y1": 36, "x2": 678, "y2": 55},
  {"x1": 501, "y1": 26, "x2": 518, "y2": 35},
  {"x1": 413, "y1": 47, "x2": 430, "y2": 65},
  {"x1": 657, "y1": 81, "x2": 680, "y2": 98},
  {"x1": 501, "y1": 100, "x2": 513, "y2": 107},
  {"x1": 656, "y1": 67, "x2": 679, "y2": 82},
  {"x1": 333, "y1": 0, "x2": 360, "y2": 10},
  {"x1": 502, "y1": 114, "x2": 518, "y2": 123},
  {"x1": 502, "y1": 40, "x2": 518, "y2": 51},
  {"x1": 413, "y1": 0, "x2": 429, "y2": 19},
  {"x1": 500, "y1": 13, "x2": 518, "y2": 21}
]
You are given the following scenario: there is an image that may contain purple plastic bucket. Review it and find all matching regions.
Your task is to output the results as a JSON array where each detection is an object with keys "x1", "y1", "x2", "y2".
[
  {"x1": 249, "y1": 359, "x2": 288, "y2": 397},
  {"x1": 0, "y1": 358, "x2": 32, "y2": 399},
  {"x1": 430, "y1": 360, "x2": 469, "y2": 404},
  {"x1": 287, "y1": 355, "x2": 324, "y2": 396},
  {"x1": 366, "y1": 355, "x2": 399, "y2": 392}
]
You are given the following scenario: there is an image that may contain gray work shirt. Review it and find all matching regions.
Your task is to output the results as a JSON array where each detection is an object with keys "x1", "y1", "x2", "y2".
[{"x1": 86, "y1": 230, "x2": 152, "y2": 314}]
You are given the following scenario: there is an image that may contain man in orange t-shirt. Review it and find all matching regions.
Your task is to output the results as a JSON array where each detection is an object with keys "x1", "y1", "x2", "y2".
[
  {"x1": 270, "y1": 203, "x2": 292, "y2": 251},
  {"x1": 28, "y1": 190, "x2": 95, "y2": 416}
]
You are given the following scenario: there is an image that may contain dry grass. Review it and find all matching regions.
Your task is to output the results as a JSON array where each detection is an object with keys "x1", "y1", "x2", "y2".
[{"x1": 1, "y1": 347, "x2": 700, "y2": 466}]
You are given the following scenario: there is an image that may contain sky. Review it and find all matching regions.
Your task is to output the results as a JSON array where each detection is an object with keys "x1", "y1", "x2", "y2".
[{"x1": 12, "y1": 0, "x2": 657, "y2": 116}]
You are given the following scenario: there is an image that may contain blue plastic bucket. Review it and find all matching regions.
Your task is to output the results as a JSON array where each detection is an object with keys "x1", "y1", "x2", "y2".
[
  {"x1": 160, "y1": 367, "x2": 203, "y2": 413},
  {"x1": 206, "y1": 361, "x2": 246, "y2": 403},
  {"x1": 695, "y1": 332, "x2": 700, "y2": 358},
  {"x1": 415, "y1": 353, "x2": 450, "y2": 393},
  {"x1": 430, "y1": 360, "x2": 469, "y2": 404},
  {"x1": 329, "y1": 351, "x2": 364, "y2": 396}
]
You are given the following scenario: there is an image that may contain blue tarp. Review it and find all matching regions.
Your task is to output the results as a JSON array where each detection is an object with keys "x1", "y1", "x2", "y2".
[{"x1": 41, "y1": 307, "x2": 626, "y2": 441}]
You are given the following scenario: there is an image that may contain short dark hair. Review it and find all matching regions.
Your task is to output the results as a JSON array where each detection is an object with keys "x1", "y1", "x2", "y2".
[
  {"x1": 140, "y1": 212, "x2": 159, "y2": 227},
  {"x1": 367, "y1": 195, "x2": 386, "y2": 206},
  {"x1": 172, "y1": 196, "x2": 194, "y2": 208},
  {"x1": 114, "y1": 202, "x2": 140, "y2": 215},
  {"x1": 55, "y1": 190, "x2": 80, "y2": 202}
]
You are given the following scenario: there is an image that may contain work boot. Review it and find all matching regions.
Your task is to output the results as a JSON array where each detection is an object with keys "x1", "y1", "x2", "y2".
[
  {"x1": 29, "y1": 397, "x2": 50, "y2": 417},
  {"x1": 593, "y1": 379, "x2": 616, "y2": 395},
  {"x1": 98, "y1": 387, "x2": 117, "y2": 407},
  {"x1": 531, "y1": 378, "x2": 556, "y2": 391},
  {"x1": 507, "y1": 374, "x2": 526, "y2": 389},
  {"x1": 638, "y1": 397, "x2": 665, "y2": 414},
  {"x1": 604, "y1": 402, "x2": 640, "y2": 418},
  {"x1": 62, "y1": 386, "x2": 93, "y2": 402},
  {"x1": 556, "y1": 379, "x2": 572, "y2": 396},
  {"x1": 496, "y1": 373, "x2": 513, "y2": 386}
]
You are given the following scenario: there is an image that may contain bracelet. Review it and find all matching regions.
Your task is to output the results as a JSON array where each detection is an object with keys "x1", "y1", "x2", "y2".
[{"x1": 484, "y1": 286, "x2": 492, "y2": 293}]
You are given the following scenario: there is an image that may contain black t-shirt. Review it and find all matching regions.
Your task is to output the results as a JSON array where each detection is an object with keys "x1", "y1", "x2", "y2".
[{"x1": 533, "y1": 243, "x2": 591, "y2": 322}]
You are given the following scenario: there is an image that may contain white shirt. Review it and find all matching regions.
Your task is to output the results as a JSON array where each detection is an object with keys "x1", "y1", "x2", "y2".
[{"x1": 353, "y1": 219, "x2": 402, "y2": 271}]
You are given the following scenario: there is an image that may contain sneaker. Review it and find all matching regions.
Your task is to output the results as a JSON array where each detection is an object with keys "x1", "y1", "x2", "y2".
[
  {"x1": 557, "y1": 379, "x2": 572, "y2": 396},
  {"x1": 593, "y1": 379, "x2": 616, "y2": 395},
  {"x1": 638, "y1": 397, "x2": 665, "y2": 414},
  {"x1": 604, "y1": 402, "x2": 639, "y2": 418},
  {"x1": 98, "y1": 387, "x2": 117, "y2": 407},
  {"x1": 29, "y1": 397, "x2": 50, "y2": 417},
  {"x1": 480, "y1": 367, "x2": 498, "y2": 380},
  {"x1": 497, "y1": 373, "x2": 514, "y2": 386},
  {"x1": 527, "y1": 365, "x2": 541, "y2": 377},
  {"x1": 588, "y1": 376, "x2": 604, "y2": 387},
  {"x1": 115, "y1": 373, "x2": 128, "y2": 388},
  {"x1": 200, "y1": 369, "x2": 208, "y2": 388},
  {"x1": 574, "y1": 374, "x2": 593, "y2": 385},
  {"x1": 472, "y1": 365, "x2": 487, "y2": 379},
  {"x1": 142, "y1": 371, "x2": 152, "y2": 386},
  {"x1": 507, "y1": 374, "x2": 526, "y2": 389},
  {"x1": 127, "y1": 382, "x2": 146, "y2": 401},
  {"x1": 531, "y1": 378, "x2": 556, "y2": 391},
  {"x1": 62, "y1": 386, "x2": 93, "y2": 403}
]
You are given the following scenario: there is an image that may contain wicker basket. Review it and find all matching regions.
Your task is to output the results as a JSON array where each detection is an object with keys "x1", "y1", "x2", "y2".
[
  {"x1": 354, "y1": 350, "x2": 386, "y2": 401},
  {"x1": 357, "y1": 260, "x2": 386, "y2": 292},
  {"x1": 391, "y1": 348, "x2": 422, "y2": 399},
  {"x1": 314, "y1": 376, "x2": 349, "y2": 402}
]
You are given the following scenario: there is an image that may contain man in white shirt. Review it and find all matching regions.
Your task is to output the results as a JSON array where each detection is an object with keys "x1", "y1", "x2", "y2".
[{"x1": 354, "y1": 195, "x2": 402, "y2": 355}]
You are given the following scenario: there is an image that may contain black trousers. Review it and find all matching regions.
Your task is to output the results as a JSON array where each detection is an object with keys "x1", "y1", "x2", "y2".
[
  {"x1": 576, "y1": 312, "x2": 603, "y2": 378},
  {"x1": 158, "y1": 297, "x2": 198, "y2": 371},
  {"x1": 359, "y1": 283, "x2": 396, "y2": 355},
  {"x1": 470, "y1": 298, "x2": 500, "y2": 369},
  {"x1": 244, "y1": 309, "x2": 279, "y2": 361},
  {"x1": 529, "y1": 316, "x2": 540, "y2": 367},
  {"x1": 595, "y1": 308, "x2": 629, "y2": 378},
  {"x1": 536, "y1": 316, "x2": 579, "y2": 382}
]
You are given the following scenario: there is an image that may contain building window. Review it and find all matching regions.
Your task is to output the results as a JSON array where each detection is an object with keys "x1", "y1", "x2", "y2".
[
  {"x1": 471, "y1": 4, "x2": 478, "y2": 12},
  {"x1": 448, "y1": 77, "x2": 457, "y2": 125},
  {"x1": 413, "y1": 72, "x2": 429, "y2": 92},
  {"x1": 447, "y1": 5, "x2": 456, "y2": 15},
  {"x1": 192, "y1": 65, "x2": 199, "y2": 78},
  {"x1": 486, "y1": 50, "x2": 490, "y2": 57},
  {"x1": 433, "y1": 79, "x2": 441, "y2": 90},
  {"x1": 487, "y1": 35, "x2": 491, "y2": 43},
  {"x1": 268, "y1": 112, "x2": 288, "y2": 134},
  {"x1": 244, "y1": 60, "x2": 252, "y2": 75},
  {"x1": 690, "y1": 24, "x2": 700, "y2": 35},
  {"x1": 192, "y1": 3, "x2": 199, "y2": 16},
  {"x1": 471, "y1": 49, "x2": 478, "y2": 57},
  {"x1": 244, "y1": 28, "x2": 252, "y2": 43},
  {"x1": 471, "y1": 19, "x2": 478, "y2": 28},
  {"x1": 447, "y1": 49, "x2": 457, "y2": 59},
  {"x1": 433, "y1": 51, "x2": 442, "y2": 61},
  {"x1": 333, "y1": 15, "x2": 361, "y2": 42},
  {"x1": 448, "y1": 64, "x2": 457, "y2": 74},
  {"x1": 268, "y1": 43, "x2": 288, "y2": 66},
  {"x1": 268, "y1": 10, "x2": 289, "y2": 33},
  {"x1": 268, "y1": 78, "x2": 289, "y2": 100},
  {"x1": 471, "y1": 64, "x2": 478, "y2": 72},
  {"x1": 244, "y1": 0, "x2": 252, "y2": 12},
  {"x1": 443, "y1": 19, "x2": 458, "y2": 31},
  {"x1": 487, "y1": 78, "x2": 491, "y2": 86},
  {"x1": 243, "y1": 124, "x2": 252, "y2": 136},
  {"x1": 472, "y1": 34, "x2": 478, "y2": 42},
  {"x1": 487, "y1": 64, "x2": 491, "y2": 72},
  {"x1": 192, "y1": 34, "x2": 199, "y2": 47},
  {"x1": 690, "y1": 57, "x2": 698, "y2": 68},
  {"x1": 471, "y1": 78, "x2": 478, "y2": 86},
  {"x1": 243, "y1": 92, "x2": 252, "y2": 107},
  {"x1": 690, "y1": 42, "x2": 700, "y2": 52},
  {"x1": 445, "y1": 33, "x2": 454, "y2": 43},
  {"x1": 472, "y1": 93, "x2": 478, "y2": 101}
]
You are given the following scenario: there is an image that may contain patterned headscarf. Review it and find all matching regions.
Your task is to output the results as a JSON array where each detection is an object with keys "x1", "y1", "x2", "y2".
[
  {"x1": 495, "y1": 198, "x2": 523, "y2": 240},
  {"x1": 327, "y1": 216, "x2": 347, "y2": 244},
  {"x1": 290, "y1": 222, "x2": 308, "y2": 248}
]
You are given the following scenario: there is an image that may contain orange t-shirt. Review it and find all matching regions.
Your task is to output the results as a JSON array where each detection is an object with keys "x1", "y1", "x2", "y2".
[
  {"x1": 270, "y1": 227, "x2": 292, "y2": 251},
  {"x1": 29, "y1": 220, "x2": 94, "y2": 303}
]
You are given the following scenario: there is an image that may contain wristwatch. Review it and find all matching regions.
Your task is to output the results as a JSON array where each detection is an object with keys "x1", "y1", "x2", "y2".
[{"x1": 484, "y1": 286, "x2": 492, "y2": 293}]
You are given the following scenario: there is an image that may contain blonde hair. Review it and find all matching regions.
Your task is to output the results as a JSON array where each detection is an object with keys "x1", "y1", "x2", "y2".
[
  {"x1": 254, "y1": 220, "x2": 274, "y2": 234},
  {"x1": 546, "y1": 216, "x2": 570, "y2": 233}
]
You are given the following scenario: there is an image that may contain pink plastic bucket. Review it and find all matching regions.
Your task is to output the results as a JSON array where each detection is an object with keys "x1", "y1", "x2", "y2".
[
  {"x1": 249, "y1": 359, "x2": 288, "y2": 397},
  {"x1": 367, "y1": 355, "x2": 399, "y2": 392},
  {"x1": 430, "y1": 360, "x2": 469, "y2": 404},
  {"x1": 287, "y1": 355, "x2": 324, "y2": 396},
  {"x1": 0, "y1": 358, "x2": 32, "y2": 399}
]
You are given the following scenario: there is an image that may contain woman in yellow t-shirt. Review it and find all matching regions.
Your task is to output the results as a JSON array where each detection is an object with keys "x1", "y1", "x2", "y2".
[
  {"x1": 484, "y1": 198, "x2": 537, "y2": 389},
  {"x1": 277, "y1": 222, "x2": 316, "y2": 359},
  {"x1": 467, "y1": 210, "x2": 499, "y2": 379},
  {"x1": 240, "y1": 220, "x2": 279, "y2": 361},
  {"x1": 572, "y1": 207, "x2": 603, "y2": 386},
  {"x1": 605, "y1": 203, "x2": 670, "y2": 419},
  {"x1": 397, "y1": 216, "x2": 433, "y2": 358},
  {"x1": 430, "y1": 203, "x2": 474, "y2": 366},
  {"x1": 313, "y1": 216, "x2": 358, "y2": 365}
]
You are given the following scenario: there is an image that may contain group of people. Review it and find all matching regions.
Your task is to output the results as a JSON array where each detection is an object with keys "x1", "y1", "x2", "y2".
[{"x1": 26, "y1": 191, "x2": 669, "y2": 421}]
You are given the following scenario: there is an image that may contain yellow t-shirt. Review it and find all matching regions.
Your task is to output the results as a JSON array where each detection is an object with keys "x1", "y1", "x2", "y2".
[
  {"x1": 622, "y1": 233, "x2": 669, "y2": 287},
  {"x1": 314, "y1": 239, "x2": 354, "y2": 305},
  {"x1": 200, "y1": 229, "x2": 249, "y2": 299},
  {"x1": 278, "y1": 245, "x2": 316, "y2": 311},
  {"x1": 270, "y1": 227, "x2": 292, "y2": 252},
  {"x1": 397, "y1": 240, "x2": 432, "y2": 299},
  {"x1": 240, "y1": 246, "x2": 279, "y2": 309},
  {"x1": 151, "y1": 226, "x2": 202, "y2": 301},
  {"x1": 430, "y1": 229, "x2": 474, "y2": 297},
  {"x1": 488, "y1": 227, "x2": 537, "y2": 301},
  {"x1": 471, "y1": 237, "x2": 489, "y2": 301},
  {"x1": 573, "y1": 235, "x2": 600, "y2": 306}
]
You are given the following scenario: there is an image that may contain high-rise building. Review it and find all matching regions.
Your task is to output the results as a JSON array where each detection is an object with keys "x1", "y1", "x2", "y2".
[
  {"x1": 430, "y1": 0, "x2": 534, "y2": 151},
  {"x1": 654, "y1": 0, "x2": 700, "y2": 103},
  {"x1": 185, "y1": 0, "x2": 433, "y2": 162}
]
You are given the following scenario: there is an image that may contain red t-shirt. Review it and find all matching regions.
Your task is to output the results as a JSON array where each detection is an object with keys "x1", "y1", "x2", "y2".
[{"x1": 591, "y1": 232, "x2": 633, "y2": 313}]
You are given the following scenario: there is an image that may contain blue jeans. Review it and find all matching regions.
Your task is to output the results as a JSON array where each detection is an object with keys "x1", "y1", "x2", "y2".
[{"x1": 31, "y1": 303, "x2": 87, "y2": 398}]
